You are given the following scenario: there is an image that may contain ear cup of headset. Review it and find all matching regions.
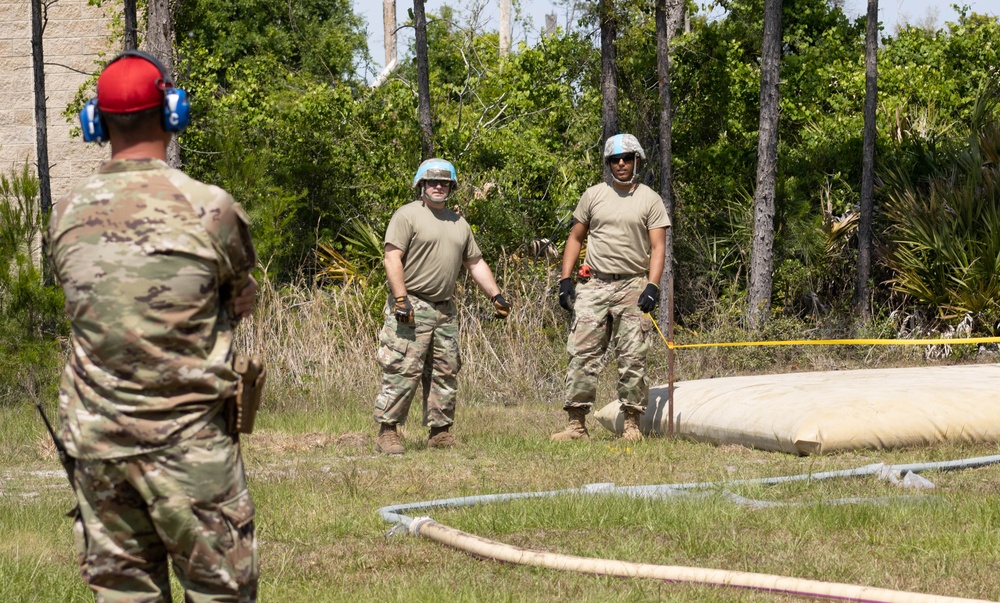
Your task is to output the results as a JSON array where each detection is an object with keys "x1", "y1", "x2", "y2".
[
  {"x1": 162, "y1": 88, "x2": 190, "y2": 133},
  {"x1": 79, "y1": 98, "x2": 108, "y2": 143},
  {"x1": 80, "y1": 50, "x2": 191, "y2": 143}
]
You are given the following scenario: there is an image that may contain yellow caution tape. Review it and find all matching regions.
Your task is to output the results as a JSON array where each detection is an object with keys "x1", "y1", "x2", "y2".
[{"x1": 647, "y1": 314, "x2": 1000, "y2": 350}]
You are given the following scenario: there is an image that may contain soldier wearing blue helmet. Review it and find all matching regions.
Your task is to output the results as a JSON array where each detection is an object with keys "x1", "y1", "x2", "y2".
[
  {"x1": 411, "y1": 158, "x2": 458, "y2": 192},
  {"x1": 373, "y1": 158, "x2": 511, "y2": 455},
  {"x1": 553, "y1": 134, "x2": 670, "y2": 442}
]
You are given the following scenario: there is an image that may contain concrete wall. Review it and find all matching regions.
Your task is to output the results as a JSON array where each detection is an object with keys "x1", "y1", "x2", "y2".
[{"x1": 1, "y1": 0, "x2": 112, "y2": 199}]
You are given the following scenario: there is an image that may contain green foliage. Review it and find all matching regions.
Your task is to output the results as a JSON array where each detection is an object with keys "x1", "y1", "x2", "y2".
[
  {"x1": 410, "y1": 7, "x2": 601, "y2": 259},
  {"x1": 0, "y1": 164, "x2": 67, "y2": 407},
  {"x1": 882, "y1": 85, "x2": 1000, "y2": 325},
  {"x1": 96, "y1": 0, "x2": 1000, "y2": 329},
  {"x1": 175, "y1": 0, "x2": 368, "y2": 85},
  {"x1": 178, "y1": 2, "x2": 602, "y2": 277}
]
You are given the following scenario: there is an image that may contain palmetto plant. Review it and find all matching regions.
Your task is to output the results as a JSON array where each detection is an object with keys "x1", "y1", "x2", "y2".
[
  {"x1": 882, "y1": 83, "x2": 1000, "y2": 324},
  {"x1": 315, "y1": 220, "x2": 385, "y2": 284}
]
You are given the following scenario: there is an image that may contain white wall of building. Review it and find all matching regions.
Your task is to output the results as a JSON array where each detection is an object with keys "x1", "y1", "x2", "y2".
[{"x1": 1, "y1": 0, "x2": 111, "y2": 199}]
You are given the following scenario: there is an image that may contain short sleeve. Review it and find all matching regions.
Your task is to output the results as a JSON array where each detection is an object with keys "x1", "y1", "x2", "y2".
[
  {"x1": 646, "y1": 195, "x2": 671, "y2": 230},
  {"x1": 384, "y1": 210, "x2": 413, "y2": 252},
  {"x1": 572, "y1": 189, "x2": 593, "y2": 226},
  {"x1": 463, "y1": 226, "x2": 483, "y2": 262}
]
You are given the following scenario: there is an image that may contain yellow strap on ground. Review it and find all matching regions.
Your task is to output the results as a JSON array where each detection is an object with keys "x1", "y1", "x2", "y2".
[{"x1": 646, "y1": 314, "x2": 1000, "y2": 350}]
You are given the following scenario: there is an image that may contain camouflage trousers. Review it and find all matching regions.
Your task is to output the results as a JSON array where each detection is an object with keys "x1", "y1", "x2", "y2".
[
  {"x1": 565, "y1": 275, "x2": 651, "y2": 413},
  {"x1": 70, "y1": 413, "x2": 258, "y2": 603},
  {"x1": 373, "y1": 296, "x2": 461, "y2": 428}
]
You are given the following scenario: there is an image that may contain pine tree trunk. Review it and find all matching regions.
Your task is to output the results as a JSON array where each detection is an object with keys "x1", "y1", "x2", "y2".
[
  {"x1": 748, "y1": 0, "x2": 782, "y2": 330},
  {"x1": 124, "y1": 0, "x2": 138, "y2": 51},
  {"x1": 414, "y1": 0, "x2": 434, "y2": 159},
  {"x1": 856, "y1": 0, "x2": 878, "y2": 320},
  {"x1": 383, "y1": 0, "x2": 396, "y2": 66},
  {"x1": 145, "y1": 0, "x2": 180, "y2": 167},
  {"x1": 656, "y1": 0, "x2": 683, "y2": 325},
  {"x1": 30, "y1": 0, "x2": 52, "y2": 283},
  {"x1": 599, "y1": 0, "x2": 618, "y2": 150},
  {"x1": 499, "y1": 0, "x2": 511, "y2": 56},
  {"x1": 30, "y1": 0, "x2": 51, "y2": 219}
]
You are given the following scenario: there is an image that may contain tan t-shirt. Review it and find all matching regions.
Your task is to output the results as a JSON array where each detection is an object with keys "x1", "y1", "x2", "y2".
[
  {"x1": 572, "y1": 182, "x2": 671, "y2": 275},
  {"x1": 384, "y1": 200, "x2": 482, "y2": 302}
]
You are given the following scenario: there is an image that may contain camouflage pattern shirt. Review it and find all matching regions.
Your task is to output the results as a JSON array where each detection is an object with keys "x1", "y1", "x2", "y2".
[{"x1": 45, "y1": 159, "x2": 257, "y2": 460}]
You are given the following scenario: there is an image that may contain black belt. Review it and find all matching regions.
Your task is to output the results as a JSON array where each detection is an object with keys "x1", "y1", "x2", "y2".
[
  {"x1": 414, "y1": 296, "x2": 452, "y2": 307},
  {"x1": 592, "y1": 271, "x2": 644, "y2": 281},
  {"x1": 387, "y1": 295, "x2": 451, "y2": 307}
]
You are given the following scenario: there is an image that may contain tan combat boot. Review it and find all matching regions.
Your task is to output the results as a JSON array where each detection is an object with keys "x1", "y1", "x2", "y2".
[
  {"x1": 427, "y1": 425, "x2": 458, "y2": 448},
  {"x1": 551, "y1": 407, "x2": 590, "y2": 441},
  {"x1": 375, "y1": 423, "x2": 405, "y2": 455},
  {"x1": 622, "y1": 408, "x2": 644, "y2": 442}
]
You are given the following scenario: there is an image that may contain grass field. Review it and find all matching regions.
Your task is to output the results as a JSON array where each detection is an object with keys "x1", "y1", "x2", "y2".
[{"x1": 3, "y1": 277, "x2": 999, "y2": 602}]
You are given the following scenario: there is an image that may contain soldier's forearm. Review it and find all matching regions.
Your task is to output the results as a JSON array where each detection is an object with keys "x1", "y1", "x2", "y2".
[
  {"x1": 384, "y1": 255, "x2": 407, "y2": 298},
  {"x1": 465, "y1": 258, "x2": 500, "y2": 298}
]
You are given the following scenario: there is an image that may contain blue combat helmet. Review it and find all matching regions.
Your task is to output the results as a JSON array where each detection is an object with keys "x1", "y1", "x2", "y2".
[
  {"x1": 603, "y1": 134, "x2": 645, "y2": 185},
  {"x1": 412, "y1": 158, "x2": 458, "y2": 189}
]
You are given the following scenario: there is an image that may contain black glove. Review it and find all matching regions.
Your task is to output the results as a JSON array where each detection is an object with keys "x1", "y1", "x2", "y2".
[
  {"x1": 491, "y1": 293, "x2": 511, "y2": 319},
  {"x1": 558, "y1": 277, "x2": 575, "y2": 311},
  {"x1": 637, "y1": 283, "x2": 659, "y2": 313},
  {"x1": 393, "y1": 295, "x2": 414, "y2": 324}
]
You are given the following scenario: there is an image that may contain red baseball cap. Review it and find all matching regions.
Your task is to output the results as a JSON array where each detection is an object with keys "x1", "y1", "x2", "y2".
[{"x1": 97, "y1": 56, "x2": 165, "y2": 114}]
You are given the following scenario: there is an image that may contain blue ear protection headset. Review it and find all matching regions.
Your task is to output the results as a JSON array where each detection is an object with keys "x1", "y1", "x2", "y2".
[{"x1": 79, "y1": 50, "x2": 190, "y2": 143}]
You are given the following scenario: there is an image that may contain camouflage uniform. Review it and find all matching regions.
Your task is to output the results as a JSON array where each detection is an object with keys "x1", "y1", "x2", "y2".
[
  {"x1": 566, "y1": 275, "x2": 652, "y2": 413},
  {"x1": 564, "y1": 181, "x2": 670, "y2": 414},
  {"x1": 373, "y1": 199, "x2": 481, "y2": 429},
  {"x1": 373, "y1": 297, "x2": 461, "y2": 427},
  {"x1": 46, "y1": 158, "x2": 259, "y2": 602}
]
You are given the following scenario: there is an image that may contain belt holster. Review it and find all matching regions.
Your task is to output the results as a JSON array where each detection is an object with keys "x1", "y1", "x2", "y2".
[{"x1": 230, "y1": 354, "x2": 266, "y2": 435}]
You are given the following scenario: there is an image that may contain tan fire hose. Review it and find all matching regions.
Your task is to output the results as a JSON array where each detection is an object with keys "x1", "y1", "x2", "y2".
[{"x1": 410, "y1": 517, "x2": 991, "y2": 602}]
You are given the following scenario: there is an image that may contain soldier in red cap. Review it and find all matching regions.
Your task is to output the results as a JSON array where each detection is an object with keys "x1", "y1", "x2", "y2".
[{"x1": 45, "y1": 51, "x2": 260, "y2": 601}]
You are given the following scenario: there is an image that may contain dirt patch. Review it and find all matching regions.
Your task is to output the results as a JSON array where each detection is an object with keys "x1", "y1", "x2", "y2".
[
  {"x1": 335, "y1": 432, "x2": 369, "y2": 449},
  {"x1": 717, "y1": 443, "x2": 756, "y2": 455},
  {"x1": 250, "y1": 430, "x2": 336, "y2": 454},
  {"x1": 249, "y1": 430, "x2": 370, "y2": 455}
]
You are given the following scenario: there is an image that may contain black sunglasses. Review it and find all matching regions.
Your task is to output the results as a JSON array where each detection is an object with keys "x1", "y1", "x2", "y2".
[
  {"x1": 425, "y1": 179, "x2": 452, "y2": 188},
  {"x1": 608, "y1": 153, "x2": 636, "y2": 164}
]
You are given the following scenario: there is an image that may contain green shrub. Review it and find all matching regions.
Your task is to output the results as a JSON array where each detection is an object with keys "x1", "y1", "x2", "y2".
[
  {"x1": 882, "y1": 85, "x2": 1000, "y2": 328},
  {"x1": 0, "y1": 163, "x2": 67, "y2": 407}
]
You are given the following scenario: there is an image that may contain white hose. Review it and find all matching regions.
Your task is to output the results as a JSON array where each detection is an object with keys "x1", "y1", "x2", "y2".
[
  {"x1": 380, "y1": 455, "x2": 1000, "y2": 602},
  {"x1": 410, "y1": 518, "x2": 992, "y2": 603}
]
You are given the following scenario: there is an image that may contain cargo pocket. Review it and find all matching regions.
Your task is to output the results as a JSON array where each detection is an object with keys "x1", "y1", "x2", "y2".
[
  {"x1": 67, "y1": 504, "x2": 88, "y2": 573},
  {"x1": 376, "y1": 326, "x2": 410, "y2": 371},
  {"x1": 219, "y1": 489, "x2": 259, "y2": 592},
  {"x1": 640, "y1": 314, "x2": 653, "y2": 338},
  {"x1": 220, "y1": 489, "x2": 255, "y2": 531}
]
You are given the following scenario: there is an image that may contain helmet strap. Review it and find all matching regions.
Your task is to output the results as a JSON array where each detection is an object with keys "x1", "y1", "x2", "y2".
[
  {"x1": 609, "y1": 157, "x2": 640, "y2": 186},
  {"x1": 421, "y1": 182, "x2": 451, "y2": 203}
]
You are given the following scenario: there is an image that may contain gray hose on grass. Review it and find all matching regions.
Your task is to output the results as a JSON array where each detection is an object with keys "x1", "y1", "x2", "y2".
[{"x1": 377, "y1": 454, "x2": 1000, "y2": 602}]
